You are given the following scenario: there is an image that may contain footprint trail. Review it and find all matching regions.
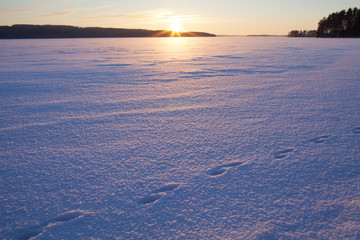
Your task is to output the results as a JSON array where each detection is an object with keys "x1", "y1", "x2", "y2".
[
  {"x1": 352, "y1": 127, "x2": 360, "y2": 134},
  {"x1": 139, "y1": 183, "x2": 180, "y2": 205},
  {"x1": 153, "y1": 183, "x2": 180, "y2": 193},
  {"x1": 274, "y1": 148, "x2": 294, "y2": 159},
  {"x1": 19, "y1": 210, "x2": 87, "y2": 240},
  {"x1": 53, "y1": 211, "x2": 84, "y2": 222},
  {"x1": 138, "y1": 195, "x2": 162, "y2": 205},
  {"x1": 309, "y1": 135, "x2": 331, "y2": 144},
  {"x1": 206, "y1": 161, "x2": 244, "y2": 177}
]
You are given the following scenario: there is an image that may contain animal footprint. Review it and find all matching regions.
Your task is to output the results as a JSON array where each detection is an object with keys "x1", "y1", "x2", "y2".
[
  {"x1": 19, "y1": 210, "x2": 86, "y2": 240},
  {"x1": 352, "y1": 127, "x2": 360, "y2": 134},
  {"x1": 19, "y1": 227, "x2": 43, "y2": 240},
  {"x1": 309, "y1": 135, "x2": 330, "y2": 144},
  {"x1": 206, "y1": 161, "x2": 244, "y2": 177},
  {"x1": 153, "y1": 183, "x2": 180, "y2": 193},
  {"x1": 139, "y1": 183, "x2": 180, "y2": 205},
  {"x1": 274, "y1": 148, "x2": 294, "y2": 159},
  {"x1": 138, "y1": 194, "x2": 162, "y2": 205},
  {"x1": 53, "y1": 211, "x2": 84, "y2": 222}
]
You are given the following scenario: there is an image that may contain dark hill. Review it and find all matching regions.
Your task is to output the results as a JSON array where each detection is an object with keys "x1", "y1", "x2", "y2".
[{"x1": 0, "y1": 24, "x2": 216, "y2": 39}]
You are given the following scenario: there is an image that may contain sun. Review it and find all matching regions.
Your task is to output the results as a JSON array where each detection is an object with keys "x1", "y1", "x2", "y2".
[{"x1": 171, "y1": 21, "x2": 181, "y2": 33}]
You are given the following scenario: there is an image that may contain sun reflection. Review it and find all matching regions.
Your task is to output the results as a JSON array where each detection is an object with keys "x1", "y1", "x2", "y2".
[{"x1": 157, "y1": 37, "x2": 192, "y2": 57}]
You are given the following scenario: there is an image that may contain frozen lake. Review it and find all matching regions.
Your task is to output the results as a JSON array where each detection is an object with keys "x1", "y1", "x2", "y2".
[{"x1": 1, "y1": 37, "x2": 360, "y2": 239}]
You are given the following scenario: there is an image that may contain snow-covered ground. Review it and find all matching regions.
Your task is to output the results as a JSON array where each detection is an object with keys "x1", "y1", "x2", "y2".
[{"x1": 1, "y1": 37, "x2": 359, "y2": 239}]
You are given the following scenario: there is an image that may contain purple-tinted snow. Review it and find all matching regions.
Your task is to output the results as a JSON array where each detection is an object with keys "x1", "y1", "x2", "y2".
[{"x1": 1, "y1": 37, "x2": 359, "y2": 239}]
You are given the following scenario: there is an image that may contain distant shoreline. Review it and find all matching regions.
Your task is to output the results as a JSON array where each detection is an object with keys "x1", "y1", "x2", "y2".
[
  {"x1": 246, "y1": 34, "x2": 286, "y2": 37},
  {"x1": 216, "y1": 35, "x2": 287, "y2": 37},
  {"x1": 0, "y1": 24, "x2": 216, "y2": 39}
]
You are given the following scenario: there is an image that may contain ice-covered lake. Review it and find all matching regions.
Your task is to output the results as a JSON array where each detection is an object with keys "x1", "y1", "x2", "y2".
[{"x1": 1, "y1": 37, "x2": 360, "y2": 239}]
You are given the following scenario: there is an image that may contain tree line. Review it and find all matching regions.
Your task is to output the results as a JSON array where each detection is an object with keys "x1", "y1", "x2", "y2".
[
  {"x1": 0, "y1": 25, "x2": 216, "y2": 39},
  {"x1": 317, "y1": 7, "x2": 360, "y2": 37},
  {"x1": 288, "y1": 30, "x2": 317, "y2": 37},
  {"x1": 288, "y1": 7, "x2": 360, "y2": 38}
]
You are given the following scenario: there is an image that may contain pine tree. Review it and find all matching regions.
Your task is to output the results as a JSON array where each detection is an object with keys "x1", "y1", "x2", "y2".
[{"x1": 317, "y1": 7, "x2": 360, "y2": 37}]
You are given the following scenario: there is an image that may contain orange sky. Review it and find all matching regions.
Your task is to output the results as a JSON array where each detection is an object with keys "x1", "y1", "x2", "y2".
[{"x1": 0, "y1": 0, "x2": 358, "y2": 35}]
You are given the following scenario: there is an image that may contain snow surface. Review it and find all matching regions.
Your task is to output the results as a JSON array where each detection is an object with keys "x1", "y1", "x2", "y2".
[{"x1": 0, "y1": 37, "x2": 360, "y2": 239}]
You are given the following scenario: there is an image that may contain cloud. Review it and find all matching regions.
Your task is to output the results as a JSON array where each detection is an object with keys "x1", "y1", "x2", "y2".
[
  {"x1": 76, "y1": 8, "x2": 219, "y2": 32},
  {"x1": 43, "y1": 9, "x2": 78, "y2": 17},
  {"x1": 85, "y1": 9, "x2": 166, "y2": 20},
  {"x1": 84, "y1": 8, "x2": 207, "y2": 26},
  {"x1": 0, "y1": 7, "x2": 33, "y2": 14}
]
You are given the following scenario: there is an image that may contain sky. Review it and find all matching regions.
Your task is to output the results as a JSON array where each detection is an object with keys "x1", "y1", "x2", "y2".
[{"x1": 0, "y1": 0, "x2": 359, "y2": 35}]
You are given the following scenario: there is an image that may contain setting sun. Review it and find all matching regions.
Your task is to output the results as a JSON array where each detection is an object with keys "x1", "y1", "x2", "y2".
[{"x1": 171, "y1": 21, "x2": 181, "y2": 33}]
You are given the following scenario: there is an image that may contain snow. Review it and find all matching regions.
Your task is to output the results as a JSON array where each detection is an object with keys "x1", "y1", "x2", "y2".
[{"x1": 0, "y1": 37, "x2": 360, "y2": 239}]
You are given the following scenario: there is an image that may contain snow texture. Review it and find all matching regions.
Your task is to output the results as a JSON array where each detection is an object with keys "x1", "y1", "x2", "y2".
[{"x1": 1, "y1": 37, "x2": 360, "y2": 239}]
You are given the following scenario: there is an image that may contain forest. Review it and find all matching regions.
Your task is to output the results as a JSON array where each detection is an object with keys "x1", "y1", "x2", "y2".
[
  {"x1": 288, "y1": 7, "x2": 360, "y2": 38},
  {"x1": 288, "y1": 30, "x2": 316, "y2": 38},
  {"x1": 0, "y1": 25, "x2": 216, "y2": 39},
  {"x1": 317, "y1": 7, "x2": 360, "y2": 37}
]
